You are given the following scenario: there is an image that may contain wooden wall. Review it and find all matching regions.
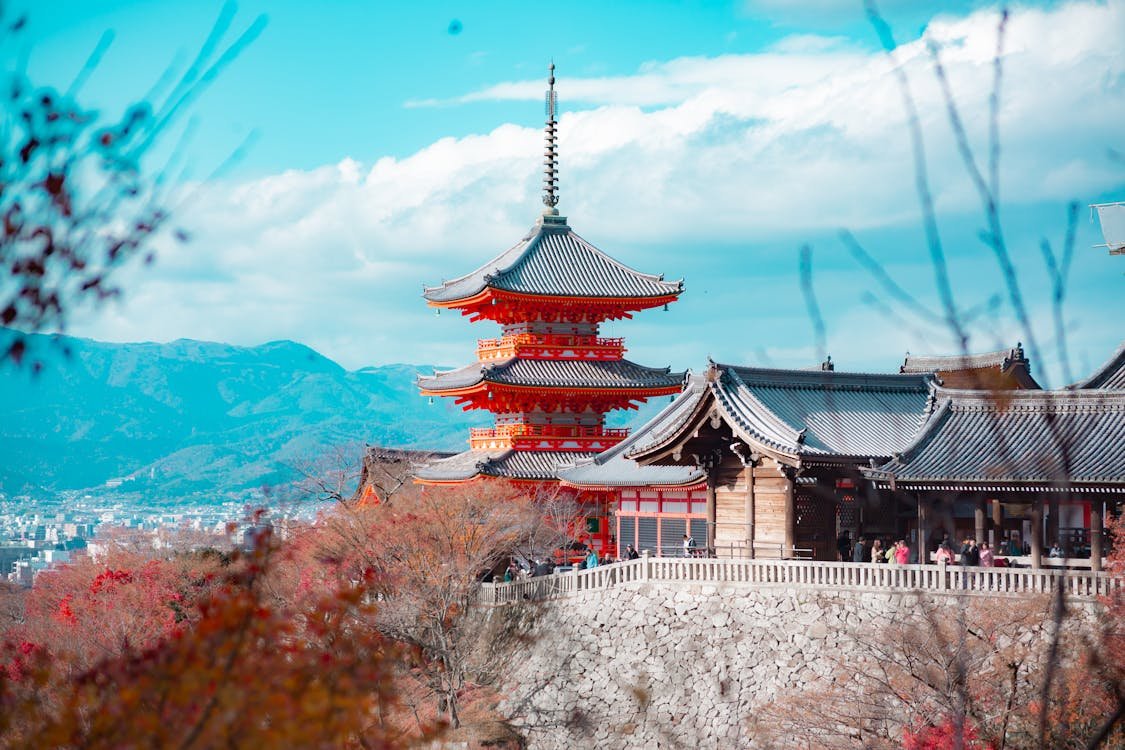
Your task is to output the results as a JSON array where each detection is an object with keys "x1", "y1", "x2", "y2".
[{"x1": 712, "y1": 455, "x2": 792, "y2": 559}]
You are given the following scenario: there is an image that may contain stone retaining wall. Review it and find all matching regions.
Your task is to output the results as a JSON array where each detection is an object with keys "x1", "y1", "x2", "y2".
[{"x1": 496, "y1": 581, "x2": 1098, "y2": 749}]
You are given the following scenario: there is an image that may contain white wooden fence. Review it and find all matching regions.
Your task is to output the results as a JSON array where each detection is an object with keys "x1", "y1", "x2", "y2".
[{"x1": 480, "y1": 555, "x2": 1123, "y2": 605}]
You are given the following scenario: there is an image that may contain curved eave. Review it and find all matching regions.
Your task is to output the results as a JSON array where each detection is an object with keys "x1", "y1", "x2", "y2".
[
  {"x1": 415, "y1": 475, "x2": 557, "y2": 486},
  {"x1": 425, "y1": 286, "x2": 682, "y2": 311},
  {"x1": 419, "y1": 381, "x2": 683, "y2": 398},
  {"x1": 415, "y1": 475, "x2": 486, "y2": 486},
  {"x1": 799, "y1": 453, "x2": 893, "y2": 466},
  {"x1": 865, "y1": 478, "x2": 1124, "y2": 493},
  {"x1": 1071, "y1": 341, "x2": 1125, "y2": 389},
  {"x1": 710, "y1": 369, "x2": 805, "y2": 457},
  {"x1": 624, "y1": 386, "x2": 718, "y2": 463},
  {"x1": 559, "y1": 474, "x2": 706, "y2": 491}
]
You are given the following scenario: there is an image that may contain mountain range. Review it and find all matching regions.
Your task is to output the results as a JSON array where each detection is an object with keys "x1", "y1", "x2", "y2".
[
  {"x1": 0, "y1": 330, "x2": 671, "y2": 505},
  {"x1": 0, "y1": 329, "x2": 492, "y2": 504}
]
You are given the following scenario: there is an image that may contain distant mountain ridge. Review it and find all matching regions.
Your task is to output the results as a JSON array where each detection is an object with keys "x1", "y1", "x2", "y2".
[{"x1": 0, "y1": 330, "x2": 488, "y2": 503}]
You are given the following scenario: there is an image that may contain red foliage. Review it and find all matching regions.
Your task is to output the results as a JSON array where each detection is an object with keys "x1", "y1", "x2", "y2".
[
  {"x1": 19, "y1": 550, "x2": 225, "y2": 672},
  {"x1": 903, "y1": 717, "x2": 994, "y2": 750},
  {"x1": 0, "y1": 530, "x2": 414, "y2": 749}
]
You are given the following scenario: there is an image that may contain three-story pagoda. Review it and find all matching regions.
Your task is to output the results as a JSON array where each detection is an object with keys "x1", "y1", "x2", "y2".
[{"x1": 416, "y1": 65, "x2": 685, "y2": 551}]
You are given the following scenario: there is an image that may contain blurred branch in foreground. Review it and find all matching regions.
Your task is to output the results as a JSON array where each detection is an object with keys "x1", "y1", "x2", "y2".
[{"x1": 0, "y1": 2, "x2": 265, "y2": 368}]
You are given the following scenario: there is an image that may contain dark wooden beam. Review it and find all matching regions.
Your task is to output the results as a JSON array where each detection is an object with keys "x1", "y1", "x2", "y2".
[
  {"x1": 917, "y1": 494, "x2": 930, "y2": 565},
  {"x1": 974, "y1": 497, "x2": 987, "y2": 547},
  {"x1": 782, "y1": 467, "x2": 796, "y2": 559},
  {"x1": 1030, "y1": 498, "x2": 1043, "y2": 570},
  {"x1": 705, "y1": 469, "x2": 717, "y2": 553},
  {"x1": 1091, "y1": 501, "x2": 1103, "y2": 573},
  {"x1": 1047, "y1": 495, "x2": 1060, "y2": 551}
]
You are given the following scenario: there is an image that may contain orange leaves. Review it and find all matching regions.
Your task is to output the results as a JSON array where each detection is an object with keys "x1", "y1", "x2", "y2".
[
  {"x1": 903, "y1": 717, "x2": 994, "y2": 750},
  {"x1": 0, "y1": 531, "x2": 410, "y2": 749},
  {"x1": 87, "y1": 567, "x2": 134, "y2": 595},
  {"x1": 55, "y1": 594, "x2": 77, "y2": 625},
  {"x1": 0, "y1": 491, "x2": 547, "y2": 746}
]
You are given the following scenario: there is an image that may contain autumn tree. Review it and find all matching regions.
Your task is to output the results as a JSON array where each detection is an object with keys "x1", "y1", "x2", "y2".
[
  {"x1": 16, "y1": 545, "x2": 227, "y2": 677},
  {"x1": 748, "y1": 593, "x2": 1122, "y2": 749},
  {"x1": 0, "y1": 525, "x2": 414, "y2": 749},
  {"x1": 313, "y1": 481, "x2": 551, "y2": 735}
]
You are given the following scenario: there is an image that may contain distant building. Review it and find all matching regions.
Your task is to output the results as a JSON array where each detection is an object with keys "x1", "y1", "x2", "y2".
[{"x1": 900, "y1": 343, "x2": 1039, "y2": 390}]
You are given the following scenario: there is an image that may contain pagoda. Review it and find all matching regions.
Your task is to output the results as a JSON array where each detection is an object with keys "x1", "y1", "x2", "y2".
[{"x1": 415, "y1": 65, "x2": 685, "y2": 552}]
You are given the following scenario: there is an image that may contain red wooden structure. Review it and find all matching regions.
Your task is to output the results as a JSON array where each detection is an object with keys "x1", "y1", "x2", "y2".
[{"x1": 415, "y1": 65, "x2": 685, "y2": 558}]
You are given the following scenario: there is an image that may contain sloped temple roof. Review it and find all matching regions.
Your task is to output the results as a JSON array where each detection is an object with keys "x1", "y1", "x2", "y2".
[
  {"x1": 626, "y1": 365, "x2": 937, "y2": 466},
  {"x1": 1073, "y1": 341, "x2": 1125, "y2": 390},
  {"x1": 865, "y1": 389, "x2": 1125, "y2": 490},
  {"x1": 559, "y1": 376, "x2": 709, "y2": 488},
  {"x1": 900, "y1": 345, "x2": 1027, "y2": 373},
  {"x1": 418, "y1": 358, "x2": 686, "y2": 393},
  {"x1": 900, "y1": 343, "x2": 1039, "y2": 389},
  {"x1": 423, "y1": 214, "x2": 683, "y2": 304},
  {"x1": 414, "y1": 448, "x2": 596, "y2": 483}
]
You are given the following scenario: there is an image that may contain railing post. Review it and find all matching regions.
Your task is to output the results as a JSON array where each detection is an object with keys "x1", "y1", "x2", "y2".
[
  {"x1": 938, "y1": 560, "x2": 947, "y2": 591},
  {"x1": 642, "y1": 550, "x2": 650, "y2": 582}
]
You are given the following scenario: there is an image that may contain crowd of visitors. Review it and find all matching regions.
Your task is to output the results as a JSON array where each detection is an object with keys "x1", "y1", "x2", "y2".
[
  {"x1": 484, "y1": 530, "x2": 1073, "y2": 584},
  {"x1": 842, "y1": 532, "x2": 915, "y2": 564},
  {"x1": 837, "y1": 530, "x2": 1062, "y2": 568}
]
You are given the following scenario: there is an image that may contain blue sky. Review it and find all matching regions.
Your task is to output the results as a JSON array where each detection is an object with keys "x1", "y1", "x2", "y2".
[{"x1": 14, "y1": 0, "x2": 1125, "y2": 388}]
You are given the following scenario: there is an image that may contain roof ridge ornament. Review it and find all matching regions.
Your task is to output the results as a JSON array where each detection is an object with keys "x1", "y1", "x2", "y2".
[{"x1": 542, "y1": 62, "x2": 560, "y2": 214}]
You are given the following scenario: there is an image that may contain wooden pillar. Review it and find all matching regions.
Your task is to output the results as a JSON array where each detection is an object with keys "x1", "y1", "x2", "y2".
[
  {"x1": 917, "y1": 495, "x2": 930, "y2": 565},
  {"x1": 744, "y1": 458, "x2": 757, "y2": 559},
  {"x1": 1047, "y1": 495, "x2": 1060, "y2": 551},
  {"x1": 992, "y1": 498, "x2": 1002, "y2": 528},
  {"x1": 974, "y1": 498, "x2": 987, "y2": 545},
  {"x1": 1030, "y1": 498, "x2": 1043, "y2": 570},
  {"x1": 705, "y1": 468, "x2": 717, "y2": 554},
  {"x1": 1090, "y1": 501, "x2": 1103, "y2": 573},
  {"x1": 783, "y1": 469, "x2": 796, "y2": 559}
]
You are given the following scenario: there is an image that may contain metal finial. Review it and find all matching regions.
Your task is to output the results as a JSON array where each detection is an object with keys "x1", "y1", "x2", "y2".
[{"x1": 542, "y1": 62, "x2": 559, "y2": 210}]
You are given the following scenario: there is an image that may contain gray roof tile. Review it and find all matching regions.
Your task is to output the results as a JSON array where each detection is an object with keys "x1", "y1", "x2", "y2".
[
  {"x1": 1073, "y1": 341, "x2": 1125, "y2": 390},
  {"x1": 419, "y1": 358, "x2": 686, "y2": 392},
  {"x1": 867, "y1": 388, "x2": 1125, "y2": 486},
  {"x1": 560, "y1": 376, "x2": 708, "y2": 488},
  {"x1": 423, "y1": 214, "x2": 683, "y2": 303},
  {"x1": 900, "y1": 344, "x2": 1027, "y2": 373},
  {"x1": 713, "y1": 365, "x2": 936, "y2": 458},
  {"x1": 415, "y1": 449, "x2": 595, "y2": 482}
]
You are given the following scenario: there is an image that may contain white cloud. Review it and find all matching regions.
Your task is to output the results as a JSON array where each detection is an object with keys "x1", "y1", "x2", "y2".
[{"x1": 74, "y1": 1, "x2": 1125, "y2": 379}]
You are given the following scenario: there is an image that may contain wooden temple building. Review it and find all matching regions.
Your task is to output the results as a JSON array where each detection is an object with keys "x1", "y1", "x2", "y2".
[
  {"x1": 899, "y1": 343, "x2": 1039, "y2": 390},
  {"x1": 411, "y1": 67, "x2": 1122, "y2": 569},
  {"x1": 562, "y1": 349, "x2": 1123, "y2": 569}
]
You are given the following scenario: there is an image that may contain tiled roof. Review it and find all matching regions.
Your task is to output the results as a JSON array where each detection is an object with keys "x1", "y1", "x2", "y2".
[
  {"x1": 900, "y1": 344, "x2": 1027, "y2": 374},
  {"x1": 1073, "y1": 341, "x2": 1125, "y2": 390},
  {"x1": 559, "y1": 377, "x2": 708, "y2": 488},
  {"x1": 418, "y1": 358, "x2": 686, "y2": 392},
  {"x1": 423, "y1": 214, "x2": 683, "y2": 303},
  {"x1": 414, "y1": 448, "x2": 595, "y2": 482},
  {"x1": 711, "y1": 365, "x2": 936, "y2": 459},
  {"x1": 866, "y1": 389, "x2": 1125, "y2": 487}
]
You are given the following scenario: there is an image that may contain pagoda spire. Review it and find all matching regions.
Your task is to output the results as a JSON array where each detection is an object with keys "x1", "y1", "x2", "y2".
[{"x1": 543, "y1": 62, "x2": 559, "y2": 212}]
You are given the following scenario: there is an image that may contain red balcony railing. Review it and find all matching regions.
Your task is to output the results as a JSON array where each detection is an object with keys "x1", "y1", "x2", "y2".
[
  {"x1": 477, "y1": 333, "x2": 625, "y2": 360},
  {"x1": 470, "y1": 424, "x2": 630, "y2": 439},
  {"x1": 469, "y1": 423, "x2": 631, "y2": 451}
]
